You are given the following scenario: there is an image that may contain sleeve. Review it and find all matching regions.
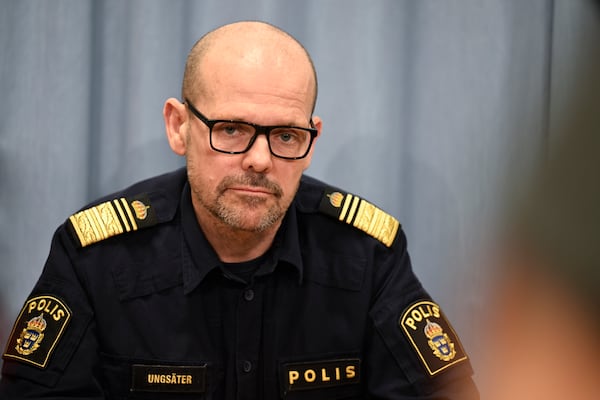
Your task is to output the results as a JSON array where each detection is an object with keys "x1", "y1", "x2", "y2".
[
  {"x1": 0, "y1": 226, "x2": 104, "y2": 399},
  {"x1": 364, "y1": 230, "x2": 479, "y2": 399}
]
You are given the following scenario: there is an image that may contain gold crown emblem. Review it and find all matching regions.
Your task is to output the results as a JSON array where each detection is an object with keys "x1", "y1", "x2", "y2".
[
  {"x1": 27, "y1": 313, "x2": 47, "y2": 332},
  {"x1": 131, "y1": 200, "x2": 149, "y2": 220},
  {"x1": 424, "y1": 319, "x2": 443, "y2": 339},
  {"x1": 328, "y1": 192, "x2": 344, "y2": 208}
]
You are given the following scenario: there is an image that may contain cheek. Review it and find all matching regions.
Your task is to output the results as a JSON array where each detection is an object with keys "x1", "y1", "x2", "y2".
[
  {"x1": 278, "y1": 166, "x2": 305, "y2": 195},
  {"x1": 187, "y1": 150, "x2": 224, "y2": 189},
  {"x1": 196, "y1": 161, "x2": 227, "y2": 190},
  {"x1": 187, "y1": 138, "x2": 231, "y2": 174}
]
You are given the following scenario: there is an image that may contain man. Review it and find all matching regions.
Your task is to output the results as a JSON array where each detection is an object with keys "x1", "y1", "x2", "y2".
[{"x1": 1, "y1": 21, "x2": 477, "y2": 399}]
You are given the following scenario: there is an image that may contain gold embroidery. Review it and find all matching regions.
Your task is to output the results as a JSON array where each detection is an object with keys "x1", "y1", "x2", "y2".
[
  {"x1": 113, "y1": 199, "x2": 131, "y2": 232},
  {"x1": 69, "y1": 200, "x2": 123, "y2": 247},
  {"x1": 121, "y1": 198, "x2": 138, "y2": 230},
  {"x1": 328, "y1": 192, "x2": 344, "y2": 208},
  {"x1": 131, "y1": 200, "x2": 150, "y2": 220},
  {"x1": 339, "y1": 194, "x2": 353, "y2": 221},
  {"x1": 67, "y1": 194, "x2": 157, "y2": 248},
  {"x1": 323, "y1": 190, "x2": 400, "y2": 247},
  {"x1": 346, "y1": 196, "x2": 360, "y2": 223}
]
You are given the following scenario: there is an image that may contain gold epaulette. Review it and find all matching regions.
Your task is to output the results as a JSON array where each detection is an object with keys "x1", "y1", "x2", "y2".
[
  {"x1": 67, "y1": 194, "x2": 158, "y2": 248},
  {"x1": 318, "y1": 188, "x2": 400, "y2": 247}
]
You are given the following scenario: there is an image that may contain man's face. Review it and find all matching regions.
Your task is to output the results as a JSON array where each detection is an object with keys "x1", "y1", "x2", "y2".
[{"x1": 183, "y1": 47, "x2": 320, "y2": 233}]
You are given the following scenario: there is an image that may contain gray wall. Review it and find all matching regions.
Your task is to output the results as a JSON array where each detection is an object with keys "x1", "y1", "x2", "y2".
[{"x1": 1, "y1": 0, "x2": 598, "y2": 382}]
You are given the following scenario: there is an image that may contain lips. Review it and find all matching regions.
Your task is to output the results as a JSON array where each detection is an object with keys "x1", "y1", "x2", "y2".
[
  {"x1": 229, "y1": 186, "x2": 273, "y2": 196},
  {"x1": 219, "y1": 174, "x2": 283, "y2": 198}
]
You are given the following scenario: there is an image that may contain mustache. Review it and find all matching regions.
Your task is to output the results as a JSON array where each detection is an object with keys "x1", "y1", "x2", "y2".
[{"x1": 219, "y1": 173, "x2": 283, "y2": 198}]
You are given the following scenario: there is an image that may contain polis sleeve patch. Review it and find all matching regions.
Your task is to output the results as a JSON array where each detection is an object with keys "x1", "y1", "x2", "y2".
[
  {"x1": 398, "y1": 300, "x2": 468, "y2": 376},
  {"x1": 3, "y1": 295, "x2": 72, "y2": 369}
]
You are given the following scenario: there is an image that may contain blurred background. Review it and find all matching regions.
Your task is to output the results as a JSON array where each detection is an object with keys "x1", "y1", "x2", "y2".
[{"x1": 1, "y1": 0, "x2": 598, "y2": 385}]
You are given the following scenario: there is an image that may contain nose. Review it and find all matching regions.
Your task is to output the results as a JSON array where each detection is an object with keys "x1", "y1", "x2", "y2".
[{"x1": 241, "y1": 133, "x2": 273, "y2": 172}]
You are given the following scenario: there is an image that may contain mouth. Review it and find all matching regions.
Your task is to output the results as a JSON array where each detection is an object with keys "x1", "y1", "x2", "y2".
[
  {"x1": 220, "y1": 174, "x2": 283, "y2": 199},
  {"x1": 227, "y1": 186, "x2": 274, "y2": 196}
]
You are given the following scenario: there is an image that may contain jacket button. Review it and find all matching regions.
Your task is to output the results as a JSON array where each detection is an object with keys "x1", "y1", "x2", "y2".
[
  {"x1": 244, "y1": 289, "x2": 255, "y2": 301},
  {"x1": 242, "y1": 360, "x2": 252, "y2": 373}
]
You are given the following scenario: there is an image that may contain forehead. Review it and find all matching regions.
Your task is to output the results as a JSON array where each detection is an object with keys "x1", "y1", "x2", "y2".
[
  {"x1": 191, "y1": 29, "x2": 315, "y2": 115},
  {"x1": 207, "y1": 62, "x2": 312, "y2": 119}
]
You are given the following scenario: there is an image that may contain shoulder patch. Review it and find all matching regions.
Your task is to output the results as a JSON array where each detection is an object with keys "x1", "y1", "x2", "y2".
[
  {"x1": 3, "y1": 295, "x2": 72, "y2": 369},
  {"x1": 318, "y1": 188, "x2": 400, "y2": 247},
  {"x1": 399, "y1": 300, "x2": 468, "y2": 376},
  {"x1": 68, "y1": 194, "x2": 158, "y2": 248}
]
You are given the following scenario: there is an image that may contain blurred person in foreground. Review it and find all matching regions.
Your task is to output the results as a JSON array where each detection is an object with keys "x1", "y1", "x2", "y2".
[
  {"x1": 0, "y1": 21, "x2": 477, "y2": 399},
  {"x1": 482, "y1": 22, "x2": 600, "y2": 400}
]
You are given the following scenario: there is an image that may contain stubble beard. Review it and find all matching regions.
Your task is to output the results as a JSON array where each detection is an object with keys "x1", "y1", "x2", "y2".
[{"x1": 189, "y1": 168, "x2": 291, "y2": 233}]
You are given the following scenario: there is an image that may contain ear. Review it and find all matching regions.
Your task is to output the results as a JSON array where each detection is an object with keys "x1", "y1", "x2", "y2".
[
  {"x1": 302, "y1": 115, "x2": 322, "y2": 169},
  {"x1": 163, "y1": 98, "x2": 188, "y2": 156},
  {"x1": 312, "y1": 115, "x2": 323, "y2": 139}
]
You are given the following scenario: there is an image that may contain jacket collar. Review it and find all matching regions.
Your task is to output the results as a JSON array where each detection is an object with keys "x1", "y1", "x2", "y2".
[{"x1": 180, "y1": 181, "x2": 304, "y2": 294}]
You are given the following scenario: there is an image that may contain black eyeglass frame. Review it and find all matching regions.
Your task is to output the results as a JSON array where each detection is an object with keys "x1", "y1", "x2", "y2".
[{"x1": 184, "y1": 99, "x2": 318, "y2": 160}]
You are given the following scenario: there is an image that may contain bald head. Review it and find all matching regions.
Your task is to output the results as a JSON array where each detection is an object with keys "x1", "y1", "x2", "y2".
[{"x1": 182, "y1": 21, "x2": 318, "y2": 115}]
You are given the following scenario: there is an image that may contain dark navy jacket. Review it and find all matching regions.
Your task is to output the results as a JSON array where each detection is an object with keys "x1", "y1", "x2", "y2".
[{"x1": 1, "y1": 168, "x2": 477, "y2": 399}]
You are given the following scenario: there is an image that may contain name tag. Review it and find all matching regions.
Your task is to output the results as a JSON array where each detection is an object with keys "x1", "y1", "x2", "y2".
[
  {"x1": 131, "y1": 364, "x2": 206, "y2": 393},
  {"x1": 280, "y1": 358, "x2": 360, "y2": 395}
]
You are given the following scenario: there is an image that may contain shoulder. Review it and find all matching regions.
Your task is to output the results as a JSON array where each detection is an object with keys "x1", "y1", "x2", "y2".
[
  {"x1": 66, "y1": 168, "x2": 187, "y2": 248},
  {"x1": 296, "y1": 175, "x2": 401, "y2": 248}
]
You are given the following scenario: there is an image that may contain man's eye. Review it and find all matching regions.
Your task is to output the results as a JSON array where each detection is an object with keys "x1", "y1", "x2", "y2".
[
  {"x1": 274, "y1": 130, "x2": 301, "y2": 144},
  {"x1": 223, "y1": 125, "x2": 237, "y2": 135},
  {"x1": 279, "y1": 132, "x2": 293, "y2": 142}
]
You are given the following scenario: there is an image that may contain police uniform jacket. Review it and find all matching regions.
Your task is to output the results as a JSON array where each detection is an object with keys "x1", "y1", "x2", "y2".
[{"x1": 1, "y1": 168, "x2": 478, "y2": 399}]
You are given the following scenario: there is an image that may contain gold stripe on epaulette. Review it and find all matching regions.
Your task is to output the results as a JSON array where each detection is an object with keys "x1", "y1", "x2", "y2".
[
  {"x1": 346, "y1": 196, "x2": 360, "y2": 223},
  {"x1": 353, "y1": 199, "x2": 399, "y2": 247},
  {"x1": 325, "y1": 190, "x2": 400, "y2": 247},
  {"x1": 112, "y1": 199, "x2": 131, "y2": 232},
  {"x1": 69, "y1": 198, "x2": 129, "y2": 247},
  {"x1": 120, "y1": 198, "x2": 138, "y2": 230},
  {"x1": 68, "y1": 194, "x2": 157, "y2": 248},
  {"x1": 340, "y1": 194, "x2": 353, "y2": 221}
]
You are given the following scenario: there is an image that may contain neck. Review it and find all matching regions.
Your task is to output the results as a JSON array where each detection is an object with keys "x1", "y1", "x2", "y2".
[{"x1": 194, "y1": 207, "x2": 281, "y2": 263}]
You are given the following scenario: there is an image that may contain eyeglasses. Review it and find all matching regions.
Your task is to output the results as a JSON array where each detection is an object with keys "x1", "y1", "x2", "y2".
[{"x1": 184, "y1": 99, "x2": 318, "y2": 160}]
